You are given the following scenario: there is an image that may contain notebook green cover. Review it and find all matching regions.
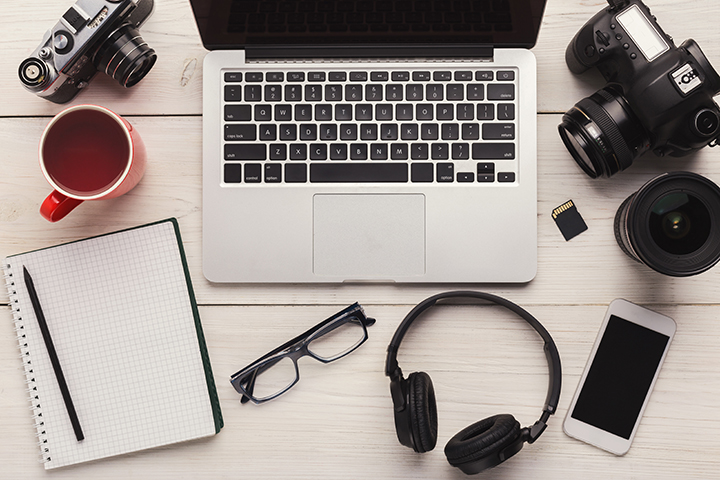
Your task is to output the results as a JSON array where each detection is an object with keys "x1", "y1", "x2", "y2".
[{"x1": 3, "y1": 218, "x2": 222, "y2": 469}]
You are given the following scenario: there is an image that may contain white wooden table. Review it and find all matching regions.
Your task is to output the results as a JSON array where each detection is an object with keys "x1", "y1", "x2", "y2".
[{"x1": 2, "y1": 1, "x2": 720, "y2": 478}]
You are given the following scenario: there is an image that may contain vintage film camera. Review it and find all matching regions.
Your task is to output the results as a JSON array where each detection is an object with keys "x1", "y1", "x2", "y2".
[
  {"x1": 19, "y1": 0, "x2": 157, "y2": 104},
  {"x1": 558, "y1": 0, "x2": 720, "y2": 178}
]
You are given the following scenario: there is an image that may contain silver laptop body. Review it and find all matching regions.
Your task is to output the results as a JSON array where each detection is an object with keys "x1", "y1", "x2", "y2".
[{"x1": 192, "y1": 0, "x2": 545, "y2": 283}]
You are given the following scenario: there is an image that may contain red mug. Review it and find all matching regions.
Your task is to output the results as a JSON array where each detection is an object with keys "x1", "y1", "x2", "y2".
[{"x1": 39, "y1": 105, "x2": 146, "y2": 222}]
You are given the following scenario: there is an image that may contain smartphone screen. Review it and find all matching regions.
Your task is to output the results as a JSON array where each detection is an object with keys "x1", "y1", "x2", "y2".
[{"x1": 569, "y1": 314, "x2": 670, "y2": 439}]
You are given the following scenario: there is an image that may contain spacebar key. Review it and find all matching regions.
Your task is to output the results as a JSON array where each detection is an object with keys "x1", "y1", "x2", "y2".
[{"x1": 310, "y1": 163, "x2": 408, "y2": 182}]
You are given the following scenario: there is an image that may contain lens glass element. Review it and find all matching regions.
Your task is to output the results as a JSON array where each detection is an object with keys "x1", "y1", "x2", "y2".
[{"x1": 649, "y1": 193, "x2": 711, "y2": 255}]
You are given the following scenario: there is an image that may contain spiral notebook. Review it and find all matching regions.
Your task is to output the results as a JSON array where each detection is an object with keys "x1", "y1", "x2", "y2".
[{"x1": 3, "y1": 219, "x2": 223, "y2": 469}]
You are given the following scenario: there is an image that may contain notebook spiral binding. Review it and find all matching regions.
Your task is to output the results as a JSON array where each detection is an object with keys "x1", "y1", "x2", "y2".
[{"x1": 3, "y1": 263, "x2": 52, "y2": 465}]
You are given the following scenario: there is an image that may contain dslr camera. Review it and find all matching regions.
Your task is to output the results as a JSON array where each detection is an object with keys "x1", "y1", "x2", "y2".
[
  {"x1": 19, "y1": 0, "x2": 157, "y2": 104},
  {"x1": 559, "y1": 0, "x2": 720, "y2": 178}
]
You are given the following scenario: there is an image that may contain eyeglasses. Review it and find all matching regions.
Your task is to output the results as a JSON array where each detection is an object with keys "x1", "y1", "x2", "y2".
[{"x1": 230, "y1": 303, "x2": 376, "y2": 404}]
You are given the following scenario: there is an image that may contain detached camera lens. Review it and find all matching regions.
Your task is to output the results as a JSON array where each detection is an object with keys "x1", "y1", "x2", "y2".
[
  {"x1": 95, "y1": 23, "x2": 157, "y2": 88},
  {"x1": 558, "y1": 88, "x2": 648, "y2": 178},
  {"x1": 19, "y1": 57, "x2": 49, "y2": 88},
  {"x1": 614, "y1": 172, "x2": 720, "y2": 277}
]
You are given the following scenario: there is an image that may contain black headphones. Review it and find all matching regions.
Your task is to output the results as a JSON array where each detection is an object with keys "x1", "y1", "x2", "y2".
[{"x1": 385, "y1": 291, "x2": 562, "y2": 475}]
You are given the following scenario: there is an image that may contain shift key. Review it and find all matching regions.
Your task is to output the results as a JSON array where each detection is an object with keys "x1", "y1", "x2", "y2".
[
  {"x1": 225, "y1": 143, "x2": 266, "y2": 160},
  {"x1": 472, "y1": 143, "x2": 515, "y2": 159}
]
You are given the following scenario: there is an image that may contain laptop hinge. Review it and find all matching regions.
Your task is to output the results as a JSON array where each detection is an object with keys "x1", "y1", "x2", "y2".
[{"x1": 245, "y1": 45, "x2": 494, "y2": 61}]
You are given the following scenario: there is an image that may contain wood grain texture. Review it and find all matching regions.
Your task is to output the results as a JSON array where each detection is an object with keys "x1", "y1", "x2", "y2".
[{"x1": 2, "y1": 0, "x2": 720, "y2": 478}]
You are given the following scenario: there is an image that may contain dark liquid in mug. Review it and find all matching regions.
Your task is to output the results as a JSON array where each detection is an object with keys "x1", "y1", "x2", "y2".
[{"x1": 43, "y1": 109, "x2": 130, "y2": 196}]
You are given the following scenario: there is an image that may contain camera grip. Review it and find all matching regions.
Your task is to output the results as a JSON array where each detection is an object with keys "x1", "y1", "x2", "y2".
[{"x1": 40, "y1": 190, "x2": 83, "y2": 222}]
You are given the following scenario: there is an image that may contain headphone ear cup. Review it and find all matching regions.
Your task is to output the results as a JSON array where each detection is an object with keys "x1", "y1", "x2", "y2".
[
  {"x1": 407, "y1": 372, "x2": 438, "y2": 453},
  {"x1": 444, "y1": 414, "x2": 522, "y2": 473}
]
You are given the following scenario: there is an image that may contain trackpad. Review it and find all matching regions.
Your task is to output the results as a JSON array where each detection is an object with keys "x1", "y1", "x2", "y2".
[{"x1": 313, "y1": 194, "x2": 425, "y2": 279}]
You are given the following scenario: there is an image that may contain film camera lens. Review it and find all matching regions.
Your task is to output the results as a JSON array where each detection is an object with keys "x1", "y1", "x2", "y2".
[
  {"x1": 558, "y1": 88, "x2": 649, "y2": 178},
  {"x1": 614, "y1": 172, "x2": 720, "y2": 277},
  {"x1": 95, "y1": 23, "x2": 156, "y2": 88}
]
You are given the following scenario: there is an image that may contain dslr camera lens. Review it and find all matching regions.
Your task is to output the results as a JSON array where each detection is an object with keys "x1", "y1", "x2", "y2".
[
  {"x1": 614, "y1": 172, "x2": 720, "y2": 277},
  {"x1": 558, "y1": 88, "x2": 649, "y2": 178}
]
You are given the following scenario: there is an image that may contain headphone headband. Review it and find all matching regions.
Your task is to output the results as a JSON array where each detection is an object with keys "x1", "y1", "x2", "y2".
[{"x1": 385, "y1": 290, "x2": 562, "y2": 443}]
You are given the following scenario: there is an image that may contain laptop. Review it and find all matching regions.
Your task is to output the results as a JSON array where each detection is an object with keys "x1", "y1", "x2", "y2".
[{"x1": 189, "y1": 0, "x2": 546, "y2": 283}]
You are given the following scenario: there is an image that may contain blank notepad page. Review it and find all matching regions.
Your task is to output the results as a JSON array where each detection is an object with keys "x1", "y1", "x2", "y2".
[{"x1": 4, "y1": 220, "x2": 221, "y2": 469}]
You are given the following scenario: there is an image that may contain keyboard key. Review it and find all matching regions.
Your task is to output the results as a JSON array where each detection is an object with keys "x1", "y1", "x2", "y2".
[
  {"x1": 328, "y1": 72, "x2": 346, "y2": 82},
  {"x1": 437, "y1": 104, "x2": 453, "y2": 120},
  {"x1": 224, "y1": 72, "x2": 242, "y2": 82},
  {"x1": 319, "y1": 124, "x2": 337, "y2": 140},
  {"x1": 335, "y1": 104, "x2": 352, "y2": 120},
  {"x1": 285, "y1": 85, "x2": 302, "y2": 101},
  {"x1": 391, "y1": 143, "x2": 408, "y2": 160},
  {"x1": 482, "y1": 123, "x2": 515, "y2": 140},
  {"x1": 431, "y1": 143, "x2": 449, "y2": 160},
  {"x1": 370, "y1": 143, "x2": 388, "y2": 160},
  {"x1": 477, "y1": 163, "x2": 495, "y2": 174},
  {"x1": 340, "y1": 124, "x2": 357, "y2": 140},
  {"x1": 498, "y1": 104, "x2": 515, "y2": 120},
  {"x1": 411, "y1": 143, "x2": 429, "y2": 160},
  {"x1": 475, "y1": 71, "x2": 493, "y2": 81},
  {"x1": 487, "y1": 84, "x2": 515, "y2": 100},
  {"x1": 411, "y1": 163, "x2": 433, "y2": 182},
  {"x1": 447, "y1": 84, "x2": 464, "y2": 100},
  {"x1": 401, "y1": 124, "x2": 418, "y2": 140},
  {"x1": 300, "y1": 124, "x2": 317, "y2": 140},
  {"x1": 371, "y1": 71, "x2": 389, "y2": 81},
  {"x1": 330, "y1": 144, "x2": 347, "y2": 160},
  {"x1": 285, "y1": 163, "x2": 307, "y2": 182},
  {"x1": 244, "y1": 163, "x2": 262, "y2": 182},
  {"x1": 452, "y1": 143, "x2": 470, "y2": 159},
  {"x1": 350, "y1": 71, "x2": 368, "y2": 81},
  {"x1": 225, "y1": 143, "x2": 266, "y2": 160},
  {"x1": 356, "y1": 104, "x2": 372, "y2": 120},
  {"x1": 244, "y1": 85, "x2": 262, "y2": 101},
  {"x1": 266, "y1": 72, "x2": 284, "y2": 82},
  {"x1": 325, "y1": 84, "x2": 343, "y2": 101},
  {"x1": 225, "y1": 85, "x2": 241, "y2": 101},
  {"x1": 442, "y1": 124, "x2": 459, "y2": 140},
  {"x1": 290, "y1": 144, "x2": 307, "y2": 160},
  {"x1": 295, "y1": 105, "x2": 312, "y2": 121},
  {"x1": 467, "y1": 84, "x2": 484, "y2": 100},
  {"x1": 381, "y1": 124, "x2": 398, "y2": 140},
  {"x1": 477, "y1": 104, "x2": 495, "y2": 120},
  {"x1": 287, "y1": 72, "x2": 305, "y2": 82},
  {"x1": 265, "y1": 164, "x2": 282, "y2": 182},
  {"x1": 269, "y1": 144, "x2": 286, "y2": 160},
  {"x1": 225, "y1": 105, "x2": 251, "y2": 121},
  {"x1": 308, "y1": 72, "x2": 326, "y2": 82},
  {"x1": 254, "y1": 105, "x2": 271, "y2": 121},
  {"x1": 457, "y1": 172, "x2": 474, "y2": 182},
  {"x1": 315, "y1": 104, "x2": 332, "y2": 121},
  {"x1": 245, "y1": 72, "x2": 263, "y2": 82},
  {"x1": 386, "y1": 84, "x2": 403, "y2": 100},
  {"x1": 433, "y1": 71, "x2": 452, "y2": 81},
  {"x1": 305, "y1": 84, "x2": 322, "y2": 101},
  {"x1": 455, "y1": 71, "x2": 473, "y2": 81},
  {"x1": 472, "y1": 143, "x2": 515, "y2": 159},
  {"x1": 224, "y1": 163, "x2": 242, "y2": 183},
  {"x1": 346, "y1": 85, "x2": 363, "y2": 101},
  {"x1": 275, "y1": 104, "x2": 292, "y2": 121},
  {"x1": 413, "y1": 71, "x2": 431, "y2": 81},
  {"x1": 310, "y1": 144, "x2": 327, "y2": 160},
  {"x1": 426, "y1": 84, "x2": 443, "y2": 101},
  {"x1": 366, "y1": 84, "x2": 383, "y2": 101},
  {"x1": 416, "y1": 104, "x2": 433, "y2": 120},
  {"x1": 361, "y1": 124, "x2": 378, "y2": 140},
  {"x1": 421, "y1": 124, "x2": 438, "y2": 140},
  {"x1": 310, "y1": 163, "x2": 408, "y2": 182},
  {"x1": 477, "y1": 173, "x2": 494, "y2": 182},
  {"x1": 498, "y1": 172, "x2": 516, "y2": 182},
  {"x1": 496, "y1": 71, "x2": 515, "y2": 81},
  {"x1": 437, "y1": 163, "x2": 454, "y2": 182},
  {"x1": 457, "y1": 104, "x2": 474, "y2": 121},
  {"x1": 350, "y1": 143, "x2": 367, "y2": 160},
  {"x1": 280, "y1": 124, "x2": 297, "y2": 140},
  {"x1": 225, "y1": 124, "x2": 256, "y2": 141},
  {"x1": 462, "y1": 123, "x2": 480, "y2": 140},
  {"x1": 392, "y1": 71, "x2": 410, "y2": 81}
]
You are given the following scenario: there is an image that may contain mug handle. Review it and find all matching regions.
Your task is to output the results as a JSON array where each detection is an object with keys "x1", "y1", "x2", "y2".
[{"x1": 40, "y1": 190, "x2": 83, "y2": 222}]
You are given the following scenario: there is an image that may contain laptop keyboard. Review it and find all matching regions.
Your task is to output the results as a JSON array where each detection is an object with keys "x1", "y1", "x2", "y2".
[{"x1": 222, "y1": 67, "x2": 518, "y2": 184}]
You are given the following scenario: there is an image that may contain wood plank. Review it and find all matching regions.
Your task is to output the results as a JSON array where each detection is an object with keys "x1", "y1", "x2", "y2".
[
  {"x1": 1, "y1": 0, "x2": 718, "y2": 116},
  {"x1": 2, "y1": 115, "x2": 720, "y2": 305},
  {"x1": 1, "y1": 304, "x2": 719, "y2": 479}
]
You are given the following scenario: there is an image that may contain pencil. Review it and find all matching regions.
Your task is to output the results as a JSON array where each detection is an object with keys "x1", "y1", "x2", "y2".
[{"x1": 23, "y1": 266, "x2": 84, "y2": 442}]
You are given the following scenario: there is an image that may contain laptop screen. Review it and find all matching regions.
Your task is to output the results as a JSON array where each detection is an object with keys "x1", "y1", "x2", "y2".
[{"x1": 189, "y1": 0, "x2": 547, "y2": 51}]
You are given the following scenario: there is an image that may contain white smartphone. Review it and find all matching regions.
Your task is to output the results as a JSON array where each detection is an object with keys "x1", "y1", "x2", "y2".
[{"x1": 563, "y1": 299, "x2": 676, "y2": 455}]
